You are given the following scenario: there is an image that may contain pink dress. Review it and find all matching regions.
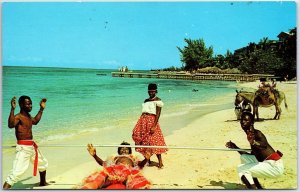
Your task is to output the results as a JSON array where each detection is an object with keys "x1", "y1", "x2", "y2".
[{"x1": 132, "y1": 100, "x2": 168, "y2": 155}]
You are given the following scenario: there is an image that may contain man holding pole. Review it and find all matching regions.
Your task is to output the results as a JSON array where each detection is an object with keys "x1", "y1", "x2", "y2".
[
  {"x1": 225, "y1": 111, "x2": 284, "y2": 189},
  {"x1": 3, "y1": 96, "x2": 49, "y2": 189}
]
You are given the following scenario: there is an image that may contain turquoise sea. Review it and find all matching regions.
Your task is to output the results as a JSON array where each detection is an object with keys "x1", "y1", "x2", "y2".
[{"x1": 2, "y1": 66, "x2": 237, "y2": 146}]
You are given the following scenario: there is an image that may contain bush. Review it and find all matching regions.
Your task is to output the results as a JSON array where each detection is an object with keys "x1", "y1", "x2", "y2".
[{"x1": 197, "y1": 67, "x2": 241, "y2": 74}]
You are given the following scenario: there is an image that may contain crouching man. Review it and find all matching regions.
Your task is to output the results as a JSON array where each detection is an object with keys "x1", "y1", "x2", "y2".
[{"x1": 225, "y1": 111, "x2": 284, "y2": 189}]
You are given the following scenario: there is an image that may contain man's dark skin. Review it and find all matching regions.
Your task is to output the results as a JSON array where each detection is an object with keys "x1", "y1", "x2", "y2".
[
  {"x1": 226, "y1": 112, "x2": 277, "y2": 189},
  {"x1": 3, "y1": 96, "x2": 48, "y2": 189}
]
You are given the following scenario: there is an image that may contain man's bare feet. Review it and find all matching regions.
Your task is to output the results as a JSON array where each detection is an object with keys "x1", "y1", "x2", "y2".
[
  {"x1": 39, "y1": 181, "x2": 55, "y2": 186},
  {"x1": 3, "y1": 182, "x2": 11, "y2": 189},
  {"x1": 39, "y1": 182, "x2": 49, "y2": 187},
  {"x1": 158, "y1": 163, "x2": 164, "y2": 169}
]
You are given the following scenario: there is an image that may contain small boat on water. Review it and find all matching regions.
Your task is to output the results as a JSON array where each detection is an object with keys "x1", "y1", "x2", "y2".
[{"x1": 96, "y1": 73, "x2": 107, "y2": 76}]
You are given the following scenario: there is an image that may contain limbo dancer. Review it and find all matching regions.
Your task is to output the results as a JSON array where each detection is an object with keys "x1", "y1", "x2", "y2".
[
  {"x1": 132, "y1": 83, "x2": 168, "y2": 168},
  {"x1": 3, "y1": 96, "x2": 49, "y2": 189},
  {"x1": 225, "y1": 111, "x2": 284, "y2": 189},
  {"x1": 78, "y1": 142, "x2": 151, "y2": 189}
]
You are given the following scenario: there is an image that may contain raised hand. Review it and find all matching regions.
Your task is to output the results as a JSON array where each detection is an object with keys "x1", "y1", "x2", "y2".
[
  {"x1": 225, "y1": 140, "x2": 238, "y2": 149},
  {"x1": 87, "y1": 144, "x2": 96, "y2": 156},
  {"x1": 40, "y1": 98, "x2": 47, "y2": 110},
  {"x1": 11, "y1": 97, "x2": 16, "y2": 110}
]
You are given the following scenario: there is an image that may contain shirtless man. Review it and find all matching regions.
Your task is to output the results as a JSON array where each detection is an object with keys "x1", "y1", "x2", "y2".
[
  {"x1": 3, "y1": 96, "x2": 49, "y2": 189},
  {"x1": 226, "y1": 112, "x2": 284, "y2": 189}
]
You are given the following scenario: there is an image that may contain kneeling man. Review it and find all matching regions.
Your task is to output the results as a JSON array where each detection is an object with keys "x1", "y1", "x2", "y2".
[{"x1": 226, "y1": 111, "x2": 284, "y2": 189}]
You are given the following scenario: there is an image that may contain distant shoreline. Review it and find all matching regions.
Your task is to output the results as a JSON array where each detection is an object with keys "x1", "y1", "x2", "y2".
[{"x1": 112, "y1": 71, "x2": 275, "y2": 82}]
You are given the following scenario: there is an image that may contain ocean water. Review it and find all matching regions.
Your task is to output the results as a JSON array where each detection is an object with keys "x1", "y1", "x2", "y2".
[{"x1": 2, "y1": 66, "x2": 237, "y2": 146}]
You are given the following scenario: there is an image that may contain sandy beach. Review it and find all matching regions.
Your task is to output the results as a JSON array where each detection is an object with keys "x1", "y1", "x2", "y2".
[{"x1": 2, "y1": 80, "x2": 297, "y2": 190}]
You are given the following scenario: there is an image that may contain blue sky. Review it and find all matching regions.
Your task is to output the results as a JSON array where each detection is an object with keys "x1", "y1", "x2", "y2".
[{"x1": 2, "y1": 1, "x2": 296, "y2": 70}]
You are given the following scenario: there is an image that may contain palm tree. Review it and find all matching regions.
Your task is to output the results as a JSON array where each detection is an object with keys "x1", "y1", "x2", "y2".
[{"x1": 258, "y1": 37, "x2": 270, "y2": 50}]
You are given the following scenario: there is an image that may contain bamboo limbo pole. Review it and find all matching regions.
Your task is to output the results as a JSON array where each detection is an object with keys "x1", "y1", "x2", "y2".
[{"x1": 2, "y1": 144, "x2": 251, "y2": 152}]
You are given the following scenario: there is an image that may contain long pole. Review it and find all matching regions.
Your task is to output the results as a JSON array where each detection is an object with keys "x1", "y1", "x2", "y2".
[{"x1": 2, "y1": 144, "x2": 251, "y2": 152}]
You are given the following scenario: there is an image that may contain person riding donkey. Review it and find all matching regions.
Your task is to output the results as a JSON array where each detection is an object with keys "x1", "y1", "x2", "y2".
[
  {"x1": 257, "y1": 77, "x2": 279, "y2": 95},
  {"x1": 255, "y1": 78, "x2": 277, "y2": 107},
  {"x1": 258, "y1": 77, "x2": 270, "y2": 90}
]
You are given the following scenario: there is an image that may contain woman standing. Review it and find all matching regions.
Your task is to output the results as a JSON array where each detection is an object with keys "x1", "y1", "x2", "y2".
[{"x1": 132, "y1": 83, "x2": 167, "y2": 168}]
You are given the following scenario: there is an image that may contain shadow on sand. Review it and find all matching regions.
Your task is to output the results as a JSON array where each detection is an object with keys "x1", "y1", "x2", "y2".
[
  {"x1": 206, "y1": 180, "x2": 245, "y2": 189},
  {"x1": 225, "y1": 119, "x2": 239, "y2": 122},
  {"x1": 11, "y1": 177, "x2": 38, "y2": 189},
  {"x1": 11, "y1": 177, "x2": 57, "y2": 189},
  {"x1": 225, "y1": 117, "x2": 277, "y2": 123}
]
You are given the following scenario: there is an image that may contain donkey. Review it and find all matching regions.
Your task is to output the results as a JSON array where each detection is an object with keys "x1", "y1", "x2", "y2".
[{"x1": 235, "y1": 88, "x2": 288, "y2": 120}]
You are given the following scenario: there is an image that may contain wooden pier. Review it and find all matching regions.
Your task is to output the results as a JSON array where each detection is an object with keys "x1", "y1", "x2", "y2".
[{"x1": 111, "y1": 72, "x2": 274, "y2": 82}]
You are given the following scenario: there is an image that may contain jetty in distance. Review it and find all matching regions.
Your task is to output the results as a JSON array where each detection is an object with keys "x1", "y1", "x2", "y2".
[{"x1": 111, "y1": 71, "x2": 274, "y2": 82}]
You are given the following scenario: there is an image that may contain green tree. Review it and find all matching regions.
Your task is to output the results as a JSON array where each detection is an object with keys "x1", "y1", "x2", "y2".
[
  {"x1": 258, "y1": 37, "x2": 270, "y2": 50},
  {"x1": 177, "y1": 38, "x2": 214, "y2": 71},
  {"x1": 225, "y1": 50, "x2": 240, "y2": 69},
  {"x1": 172, "y1": 27, "x2": 296, "y2": 79},
  {"x1": 214, "y1": 54, "x2": 225, "y2": 69},
  {"x1": 277, "y1": 27, "x2": 297, "y2": 78}
]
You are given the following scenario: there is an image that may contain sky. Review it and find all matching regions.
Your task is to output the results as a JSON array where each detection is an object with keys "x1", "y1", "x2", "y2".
[{"x1": 2, "y1": 1, "x2": 297, "y2": 70}]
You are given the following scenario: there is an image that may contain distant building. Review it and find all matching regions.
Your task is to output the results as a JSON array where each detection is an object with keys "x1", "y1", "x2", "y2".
[
  {"x1": 234, "y1": 29, "x2": 295, "y2": 56},
  {"x1": 277, "y1": 31, "x2": 291, "y2": 42}
]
